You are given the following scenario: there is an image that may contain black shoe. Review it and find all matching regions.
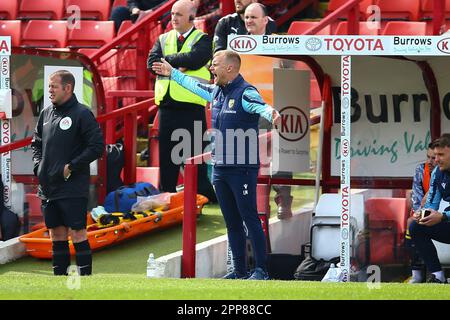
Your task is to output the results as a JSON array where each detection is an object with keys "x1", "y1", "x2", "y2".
[
  {"x1": 140, "y1": 148, "x2": 149, "y2": 161},
  {"x1": 426, "y1": 274, "x2": 446, "y2": 284}
]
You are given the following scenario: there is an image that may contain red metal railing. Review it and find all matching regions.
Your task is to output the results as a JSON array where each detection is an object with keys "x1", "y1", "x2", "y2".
[
  {"x1": 303, "y1": 0, "x2": 364, "y2": 35},
  {"x1": 89, "y1": 1, "x2": 175, "y2": 92},
  {"x1": 0, "y1": 99, "x2": 157, "y2": 203},
  {"x1": 97, "y1": 98, "x2": 158, "y2": 186}
]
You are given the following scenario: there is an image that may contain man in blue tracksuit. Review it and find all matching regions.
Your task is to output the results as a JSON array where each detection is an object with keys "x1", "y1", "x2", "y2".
[
  {"x1": 151, "y1": 50, "x2": 280, "y2": 280},
  {"x1": 409, "y1": 133, "x2": 450, "y2": 284}
]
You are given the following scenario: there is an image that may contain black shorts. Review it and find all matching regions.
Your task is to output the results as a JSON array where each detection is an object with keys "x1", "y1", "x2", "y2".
[{"x1": 42, "y1": 198, "x2": 88, "y2": 230}]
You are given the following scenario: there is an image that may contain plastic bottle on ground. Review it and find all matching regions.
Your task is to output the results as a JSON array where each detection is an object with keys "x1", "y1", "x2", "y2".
[{"x1": 147, "y1": 253, "x2": 156, "y2": 278}]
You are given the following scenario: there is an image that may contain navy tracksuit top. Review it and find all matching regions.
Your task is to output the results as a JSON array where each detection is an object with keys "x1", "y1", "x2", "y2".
[{"x1": 211, "y1": 74, "x2": 260, "y2": 168}]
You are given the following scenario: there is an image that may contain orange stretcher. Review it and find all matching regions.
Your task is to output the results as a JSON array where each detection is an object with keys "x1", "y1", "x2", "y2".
[{"x1": 19, "y1": 192, "x2": 208, "y2": 259}]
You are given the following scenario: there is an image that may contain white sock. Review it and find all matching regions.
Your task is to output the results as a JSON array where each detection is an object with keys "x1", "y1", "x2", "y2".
[
  {"x1": 412, "y1": 270, "x2": 422, "y2": 281},
  {"x1": 432, "y1": 271, "x2": 446, "y2": 282}
]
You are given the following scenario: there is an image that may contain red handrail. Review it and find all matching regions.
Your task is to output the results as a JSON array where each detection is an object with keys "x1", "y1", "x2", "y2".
[
  {"x1": 90, "y1": 1, "x2": 175, "y2": 63},
  {"x1": 96, "y1": 98, "x2": 155, "y2": 123},
  {"x1": 0, "y1": 137, "x2": 32, "y2": 154},
  {"x1": 97, "y1": 98, "x2": 157, "y2": 186},
  {"x1": 0, "y1": 98, "x2": 157, "y2": 202},
  {"x1": 303, "y1": 0, "x2": 364, "y2": 35}
]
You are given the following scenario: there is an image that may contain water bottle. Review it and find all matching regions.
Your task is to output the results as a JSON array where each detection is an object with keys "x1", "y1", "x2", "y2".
[
  {"x1": 147, "y1": 253, "x2": 156, "y2": 278},
  {"x1": 322, "y1": 263, "x2": 340, "y2": 282},
  {"x1": 328, "y1": 263, "x2": 337, "y2": 278}
]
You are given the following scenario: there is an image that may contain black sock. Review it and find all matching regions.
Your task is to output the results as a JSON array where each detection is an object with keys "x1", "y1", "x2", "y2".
[
  {"x1": 74, "y1": 240, "x2": 92, "y2": 276},
  {"x1": 52, "y1": 241, "x2": 70, "y2": 276}
]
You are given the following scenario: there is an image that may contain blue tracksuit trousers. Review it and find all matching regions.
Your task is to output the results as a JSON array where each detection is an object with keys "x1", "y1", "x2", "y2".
[{"x1": 213, "y1": 166, "x2": 267, "y2": 274}]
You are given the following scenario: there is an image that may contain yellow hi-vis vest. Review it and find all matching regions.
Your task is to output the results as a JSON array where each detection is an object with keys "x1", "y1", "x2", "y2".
[{"x1": 154, "y1": 29, "x2": 210, "y2": 106}]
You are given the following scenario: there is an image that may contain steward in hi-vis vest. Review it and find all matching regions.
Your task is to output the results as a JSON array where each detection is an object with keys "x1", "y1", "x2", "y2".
[
  {"x1": 154, "y1": 29, "x2": 210, "y2": 106},
  {"x1": 147, "y1": 0, "x2": 217, "y2": 203}
]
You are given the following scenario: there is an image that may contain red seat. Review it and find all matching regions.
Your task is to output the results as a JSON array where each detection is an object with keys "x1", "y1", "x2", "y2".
[
  {"x1": 0, "y1": 0, "x2": 19, "y2": 20},
  {"x1": 375, "y1": 0, "x2": 420, "y2": 21},
  {"x1": 117, "y1": 19, "x2": 140, "y2": 43},
  {"x1": 65, "y1": 0, "x2": 112, "y2": 20},
  {"x1": 101, "y1": 76, "x2": 120, "y2": 92},
  {"x1": 365, "y1": 197, "x2": 409, "y2": 265},
  {"x1": 193, "y1": 18, "x2": 207, "y2": 33},
  {"x1": 425, "y1": 20, "x2": 450, "y2": 35},
  {"x1": 421, "y1": 0, "x2": 450, "y2": 20},
  {"x1": 117, "y1": 49, "x2": 137, "y2": 76},
  {"x1": 68, "y1": 20, "x2": 115, "y2": 48},
  {"x1": 112, "y1": 0, "x2": 128, "y2": 9},
  {"x1": 381, "y1": 21, "x2": 427, "y2": 35},
  {"x1": 288, "y1": 21, "x2": 331, "y2": 35},
  {"x1": 118, "y1": 76, "x2": 138, "y2": 106},
  {"x1": 21, "y1": 20, "x2": 68, "y2": 48},
  {"x1": 334, "y1": 21, "x2": 379, "y2": 35},
  {"x1": 18, "y1": 0, "x2": 64, "y2": 20},
  {"x1": 0, "y1": 20, "x2": 21, "y2": 46},
  {"x1": 118, "y1": 20, "x2": 133, "y2": 34},
  {"x1": 327, "y1": 0, "x2": 374, "y2": 19},
  {"x1": 78, "y1": 48, "x2": 118, "y2": 77}
]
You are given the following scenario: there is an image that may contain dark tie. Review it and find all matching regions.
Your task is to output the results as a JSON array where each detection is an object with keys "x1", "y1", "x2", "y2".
[{"x1": 178, "y1": 34, "x2": 184, "y2": 42}]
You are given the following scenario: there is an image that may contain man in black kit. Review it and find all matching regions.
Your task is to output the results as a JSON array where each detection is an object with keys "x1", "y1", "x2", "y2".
[
  {"x1": 213, "y1": 0, "x2": 277, "y2": 53},
  {"x1": 32, "y1": 70, "x2": 104, "y2": 276}
]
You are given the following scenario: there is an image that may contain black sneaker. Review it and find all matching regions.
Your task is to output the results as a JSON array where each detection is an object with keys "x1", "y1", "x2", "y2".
[
  {"x1": 222, "y1": 271, "x2": 248, "y2": 279},
  {"x1": 426, "y1": 274, "x2": 445, "y2": 284}
]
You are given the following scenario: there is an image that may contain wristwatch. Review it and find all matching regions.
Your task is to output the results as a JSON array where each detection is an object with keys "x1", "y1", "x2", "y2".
[{"x1": 442, "y1": 213, "x2": 448, "y2": 222}]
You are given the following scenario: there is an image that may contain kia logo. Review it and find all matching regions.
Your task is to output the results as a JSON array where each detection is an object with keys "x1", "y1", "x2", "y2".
[
  {"x1": 229, "y1": 36, "x2": 257, "y2": 53},
  {"x1": 1, "y1": 57, "x2": 7, "y2": 75},
  {"x1": 437, "y1": 38, "x2": 450, "y2": 54},
  {"x1": 342, "y1": 138, "x2": 349, "y2": 157},
  {"x1": 276, "y1": 106, "x2": 309, "y2": 142}
]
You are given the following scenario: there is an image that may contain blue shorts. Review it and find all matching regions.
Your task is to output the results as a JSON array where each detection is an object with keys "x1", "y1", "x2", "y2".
[{"x1": 42, "y1": 198, "x2": 87, "y2": 230}]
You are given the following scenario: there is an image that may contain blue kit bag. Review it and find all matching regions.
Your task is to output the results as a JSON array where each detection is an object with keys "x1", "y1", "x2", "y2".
[{"x1": 104, "y1": 182, "x2": 159, "y2": 213}]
